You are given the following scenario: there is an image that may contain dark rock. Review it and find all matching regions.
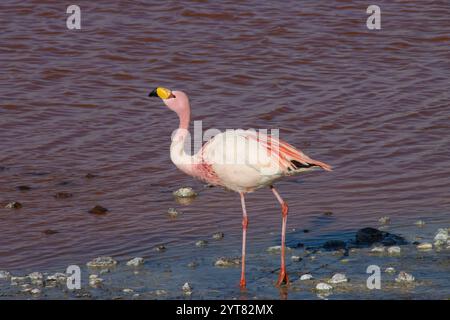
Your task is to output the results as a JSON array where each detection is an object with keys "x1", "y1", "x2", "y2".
[
  {"x1": 355, "y1": 227, "x2": 406, "y2": 246},
  {"x1": 89, "y1": 205, "x2": 109, "y2": 215},
  {"x1": 303, "y1": 229, "x2": 310, "y2": 233},
  {"x1": 323, "y1": 211, "x2": 333, "y2": 216},
  {"x1": 54, "y1": 192, "x2": 73, "y2": 199},
  {"x1": 323, "y1": 240, "x2": 346, "y2": 250},
  {"x1": 85, "y1": 173, "x2": 97, "y2": 179},
  {"x1": 17, "y1": 186, "x2": 31, "y2": 191},
  {"x1": 43, "y1": 229, "x2": 59, "y2": 235},
  {"x1": 155, "y1": 245, "x2": 166, "y2": 252}
]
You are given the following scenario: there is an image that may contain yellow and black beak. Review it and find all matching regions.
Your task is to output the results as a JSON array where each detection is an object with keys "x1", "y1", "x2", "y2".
[{"x1": 149, "y1": 87, "x2": 174, "y2": 99}]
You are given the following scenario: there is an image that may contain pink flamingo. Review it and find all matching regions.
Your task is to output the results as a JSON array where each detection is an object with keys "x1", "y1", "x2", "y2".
[{"x1": 149, "y1": 87, "x2": 332, "y2": 288}]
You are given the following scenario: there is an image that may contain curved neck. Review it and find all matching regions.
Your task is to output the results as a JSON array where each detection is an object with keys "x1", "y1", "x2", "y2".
[{"x1": 170, "y1": 103, "x2": 195, "y2": 173}]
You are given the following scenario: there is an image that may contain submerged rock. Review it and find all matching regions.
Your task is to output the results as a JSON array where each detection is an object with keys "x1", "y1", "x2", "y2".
[
  {"x1": 89, "y1": 205, "x2": 109, "y2": 215},
  {"x1": 0, "y1": 270, "x2": 11, "y2": 280},
  {"x1": 316, "y1": 283, "x2": 333, "y2": 291},
  {"x1": 378, "y1": 216, "x2": 390, "y2": 224},
  {"x1": 182, "y1": 282, "x2": 193, "y2": 296},
  {"x1": 267, "y1": 245, "x2": 292, "y2": 254},
  {"x1": 416, "y1": 243, "x2": 433, "y2": 250},
  {"x1": 215, "y1": 257, "x2": 240, "y2": 267},
  {"x1": 387, "y1": 246, "x2": 401, "y2": 255},
  {"x1": 54, "y1": 192, "x2": 73, "y2": 199},
  {"x1": 195, "y1": 240, "x2": 208, "y2": 247},
  {"x1": 42, "y1": 229, "x2": 59, "y2": 235},
  {"x1": 414, "y1": 220, "x2": 426, "y2": 227},
  {"x1": 299, "y1": 274, "x2": 313, "y2": 281},
  {"x1": 434, "y1": 228, "x2": 448, "y2": 246},
  {"x1": 385, "y1": 267, "x2": 396, "y2": 274},
  {"x1": 167, "y1": 208, "x2": 180, "y2": 218},
  {"x1": 187, "y1": 261, "x2": 199, "y2": 268},
  {"x1": 126, "y1": 257, "x2": 144, "y2": 267},
  {"x1": 5, "y1": 202, "x2": 22, "y2": 209},
  {"x1": 395, "y1": 271, "x2": 415, "y2": 283},
  {"x1": 89, "y1": 274, "x2": 103, "y2": 287},
  {"x1": 17, "y1": 185, "x2": 31, "y2": 191},
  {"x1": 155, "y1": 245, "x2": 166, "y2": 252},
  {"x1": 85, "y1": 173, "x2": 97, "y2": 179},
  {"x1": 173, "y1": 187, "x2": 197, "y2": 198},
  {"x1": 212, "y1": 232, "x2": 224, "y2": 240},
  {"x1": 329, "y1": 273, "x2": 348, "y2": 284},
  {"x1": 291, "y1": 256, "x2": 301, "y2": 262},
  {"x1": 355, "y1": 227, "x2": 406, "y2": 246},
  {"x1": 87, "y1": 256, "x2": 117, "y2": 268},
  {"x1": 323, "y1": 240, "x2": 346, "y2": 251}
]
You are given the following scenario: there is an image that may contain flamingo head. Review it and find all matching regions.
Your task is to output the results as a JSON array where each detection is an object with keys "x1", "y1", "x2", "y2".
[{"x1": 149, "y1": 87, "x2": 189, "y2": 114}]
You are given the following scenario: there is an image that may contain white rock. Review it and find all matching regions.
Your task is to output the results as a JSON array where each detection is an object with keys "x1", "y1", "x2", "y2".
[
  {"x1": 299, "y1": 274, "x2": 313, "y2": 281},
  {"x1": 395, "y1": 271, "x2": 415, "y2": 283},
  {"x1": 182, "y1": 282, "x2": 192, "y2": 294},
  {"x1": 416, "y1": 243, "x2": 433, "y2": 250},
  {"x1": 126, "y1": 257, "x2": 144, "y2": 267},
  {"x1": 28, "y1": 272, "x2": 43, "y2": 281},
  {"x1": 434, "y1": 228, "x2": 448, "y2": 242},
  {"x1": 291, "y1": 256, "x2": 301, "y2": 262},
  {"x1": 316, "y1": 282, "x2": 333, "y2": 291},
  {"x1": 155, "y1": 289, "x2": 167, "y2": 296},
  {"x1": 414, "y1": 220, "x2": 425, "y2": 227},
  {"x1": 385, "y1": 267, "x2": 396, "y2": 273},
  {"x1": 388, "y1": 246, "x2": 401, "y2": 254},
  {"x1": 167, "y1": 208, "x2": 180, "y2": 218},
  {"x1": 30, "y1": 288, "x2": 41, "y2": 295},
  {"x1": 173, "y1": 187, "x2": 197, "y2": 198},
  {"x1": 378, "y1": 216, "x2": 390, "y2": 224},
  {"x1": 89, "y1": 274, "x2": 103, "y2": 287},
  {"x1": 122, "y1": 288, "x2": 134, "y2": 293},
  {"x1": 212, "y1": 232, "x2": 224, "y2": 240},
  {"x1": 0, "y1": 270, "x2": 11, "y2": 280},
  {"x1": 371, "y1": 246, "x2": 385, "y2": 253},
  {"x1": 215, "y1": 257, "x2": 240, "y2": 267},
  {"x1": 10, "y1": 276, "x2": 27, "y2": 285},
  {"x1": 329, "y1": 273, "x2": 348, "y2": 284},
  {"x1": 267, "y1": 245, "x2": 292, "y2": 254},
  {"x1": 87, "y1": 256, "x2": 117, "y2": 268},
  {"x1": 195, "y1": 240, "x2": 208, "y2": 247}
]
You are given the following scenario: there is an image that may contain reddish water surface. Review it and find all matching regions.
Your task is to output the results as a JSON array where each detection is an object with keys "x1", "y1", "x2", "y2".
[{"x1": 0, "y1": 1, "x2": 449, "y2": 273}]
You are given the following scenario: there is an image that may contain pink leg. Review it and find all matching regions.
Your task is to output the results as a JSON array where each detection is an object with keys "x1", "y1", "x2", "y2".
[
  {"x1": 270, "y1": 186, "x2": 289, "y2": 286},
  {"x1": 239, "y1": 192, "x2": 248, "y2": 288}
]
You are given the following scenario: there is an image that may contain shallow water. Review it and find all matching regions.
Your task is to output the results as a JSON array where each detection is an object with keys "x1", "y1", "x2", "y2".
[{"x1": 0, "y1": 1, "x2": 449, "y2": 298}]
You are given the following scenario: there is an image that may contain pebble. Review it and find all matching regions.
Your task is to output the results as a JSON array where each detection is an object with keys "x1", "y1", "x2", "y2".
[
  {"x1": 385, "y1": 267, "x2": 396, "y2": 273},
  {"x1": 89, "y1": 205, "x2": 109, "y2": 215},
  {"x1": 395, "y1": 271, "x2": 415, "y2": 283},
  {"x1": 388, "y1": 246, "x2": 401, "y2": 254},
  {"x1": 378, "y1": 216, "x2": 390, "y2": 224},
  {"x1": 5, "y1": 202, "x2": 22, "y2": 209},
  {"x1": 291, "y1": 256, "x2": 301, "y2": 262},
  {"x1": 126, "y1": 257, "x2": 144, "y2": 267},
  {"x1": 85, "y1": 173, "x2": 97, "y2": 179},
  {"x1": 267, "y1": 245, "x2": 292, "y2": 254},
  {"x1": 329, "y1": 273, "x2": 348, "y2": 284},
  {"x1": 416, "y1": 242, "x2": 433, "y2": 250},
  {"x1": 187, "y1": 261, "x2": 199, "y2": 268},
  {"x1": 0, "y1": 270, "x2": 11, "y2": 280},
  {"x1": 167, "y1": 207, "x2": 180, "y2": 218},
  {"x1": 89, "y1": 274, "x2": 103, "y2": 287},
  {"x1": 214, "y1": 257, "x2": 240, "y2": 267},
  {"x1": 371, "y1": 246, "x2": 385, "y2": 253},
  {"x1": 54, "y1": 192, "x2": 73, "y2": 199},
  {"x1": 316, "y1": 283, "x2": 333, "y2": 291},
  {"x1": 323, "y1": 211, "x2": 333, "y2": 216},
  {"x1": 17, "y1": 185, "x2": 31, "y2": 191},
  {"x1": 122, "y1": 288, "x2": 134, "y2": 293},
  {"x1": 195, "y1": 240, "x2": 208, "y2": 247},
  {"x1": 87, "y1": 256, "x2": 117, "y2": 268},
  {"x1": 212, "y1": 232, "x2": 224, "y2": 240},
  {"x1": 173, "y1": 187, "x2": 197, "y2": 198},
  {"x1": 299, "y1": 274, "x2": 313, "y2": 281}
]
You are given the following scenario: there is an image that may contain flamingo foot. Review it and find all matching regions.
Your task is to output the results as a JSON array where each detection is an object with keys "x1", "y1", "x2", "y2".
[{"x1": 276, "y1": 269, "x2": 289, "y2": 287}]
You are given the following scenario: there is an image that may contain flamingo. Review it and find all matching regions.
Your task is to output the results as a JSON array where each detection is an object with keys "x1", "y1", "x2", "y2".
[{"x1": 149, "y1": 87, "x2": 332, "y2": 288}]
